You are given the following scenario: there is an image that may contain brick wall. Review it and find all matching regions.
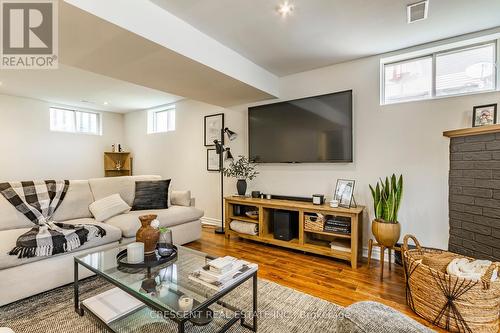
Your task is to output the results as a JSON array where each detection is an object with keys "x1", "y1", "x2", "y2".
[{"x1": 449, "y1": 132, "x2": 500, "y2": 260}]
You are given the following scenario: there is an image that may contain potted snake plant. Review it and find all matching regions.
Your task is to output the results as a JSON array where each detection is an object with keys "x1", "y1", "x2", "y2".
[{"x1": 369, "y1": 174, "x2": 403, "y2": 247}]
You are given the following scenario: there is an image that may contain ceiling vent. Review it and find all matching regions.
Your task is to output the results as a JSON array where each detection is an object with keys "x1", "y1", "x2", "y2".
[{"x1": 407, "y1": 0, "x2": 429, "y2": 24}]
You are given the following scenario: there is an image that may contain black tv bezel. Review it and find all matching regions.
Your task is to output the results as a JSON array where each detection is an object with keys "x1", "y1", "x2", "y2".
[{"x1": 248, "y1": 89, "x2": 353, "y2": 164}]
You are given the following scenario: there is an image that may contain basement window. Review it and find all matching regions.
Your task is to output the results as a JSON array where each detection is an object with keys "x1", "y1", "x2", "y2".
[
  {"x1": 50, "y1": 107, "x2": 101, "y2": 135},
  {"x1": 384, "y1": 56, "x2": 433, "y2": 104},
  {"x1": 148, "y1": 106, "x2": 176, "y2": 134},
  {"x1": 381, "y1": 40, "x2": 498, "y2": 105},
  {"x1": 436, "y1": 44, "x2": 496, "y2": 96}
]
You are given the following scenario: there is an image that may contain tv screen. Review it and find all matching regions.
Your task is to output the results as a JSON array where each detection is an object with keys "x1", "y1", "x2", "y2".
[{"x1": 248, "y1": 90, "x2": 352, "y2": 163}]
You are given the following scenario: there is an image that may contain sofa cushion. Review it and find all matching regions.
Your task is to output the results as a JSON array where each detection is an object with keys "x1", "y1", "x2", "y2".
[
  {"x1": 132, "y1": 179, "x2": 171, "y2": 211},
  {"x1": 0, "y1": 218, "x2": 122, "y2": 270},
  {"x1": 337, "y1": 301, "x2": 433, "y2": 333},
  {"x1": 0, "y1": 195, "x2": 32, "y2": 231},
  {"x1": 171, "y1": 190, "x2": 192, "y2": 207},
  {"x1": 89, "y1": 194, "x2": 131, "y2": 222},
  {"x1": 52, "y1": 180, "x2": 94, "y2": 222},
  {"x1": 89, "y1": 175, "x2": 161, "y2": 207},
  {"x1": 106, "y1": 206, "x2": 204, "y2": 238}
]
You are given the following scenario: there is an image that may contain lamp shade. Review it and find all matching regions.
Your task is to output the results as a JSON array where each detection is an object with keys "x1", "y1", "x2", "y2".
[
  {"x1": 225, "y1": 148, "x2": 234, "y2": 162},
  {"x1": 224, "y1": 128, "x2": 238, "y2": 141}
]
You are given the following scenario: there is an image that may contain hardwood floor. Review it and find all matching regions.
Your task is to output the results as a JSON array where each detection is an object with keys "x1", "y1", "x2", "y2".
[{"x1": 185, "y1": 226, "x2": 444, "y2": 332}]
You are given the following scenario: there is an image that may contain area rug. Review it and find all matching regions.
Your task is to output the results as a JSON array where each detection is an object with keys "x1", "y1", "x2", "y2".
[{"x1": 0, "y1": 276, "x2": 342, "y2": 333}]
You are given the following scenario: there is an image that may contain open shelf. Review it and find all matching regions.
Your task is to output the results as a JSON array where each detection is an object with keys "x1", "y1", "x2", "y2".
[
  {"x1": 228, "y1": 215, "x2": 259, "y2": 224},
  {"x1": 302, "y1": 241, "x2": 351, "y2": 260},
  {"x1": 304, "y1": 229, "x2": 351, "y2": 239},
  {"x1": 226, "y1": 230, "x2": 260, "y2": 242},
  {"x1": 261, "y1": 233, "x2": 299, "y2": 245},
  {"x1": 224, "y1": 196, "x2": 363, "y2": 268},
  {"x1": 104, "y1": 152, "x2": 132, "y2": 177}
]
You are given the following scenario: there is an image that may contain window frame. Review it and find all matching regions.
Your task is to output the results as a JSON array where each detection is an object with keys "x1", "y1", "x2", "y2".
[
  {"x1": 49, "y1": 107, "x2": 102, "y2": 136},
  {"x1": 381, "y1": 39, "x2": 499, "y2": 105},
  {"x1": 382, "y1": 54, "x2": 434, "y2": 104},
  {"x1": 148, "y1": 105, "x2": 176, "y2": 134}
]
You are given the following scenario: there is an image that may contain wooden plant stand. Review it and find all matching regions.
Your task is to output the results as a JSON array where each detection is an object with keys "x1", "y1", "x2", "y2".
[{"x1": 367, "y1": 239, "x2": 402, "y2": 280}]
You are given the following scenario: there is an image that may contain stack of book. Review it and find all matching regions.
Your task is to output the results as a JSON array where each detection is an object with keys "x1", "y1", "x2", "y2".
[
  {"x1": 323, "y1": 216, "x2": 351, "y2": 234},
  {"x1": 189, "y1": 256, "x2": 258, "y2": 291}
]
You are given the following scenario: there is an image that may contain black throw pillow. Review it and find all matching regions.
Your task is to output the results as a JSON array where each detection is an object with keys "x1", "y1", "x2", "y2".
[{"x1": 132, "y1": 179, "x2": 171, "y2": 211}]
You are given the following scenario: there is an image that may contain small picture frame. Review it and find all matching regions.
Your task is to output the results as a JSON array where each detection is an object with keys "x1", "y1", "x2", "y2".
[
  {"x1": 472, "y1": 104, "x2": 497, "y2": 127},
  {"x1": 204, "y1": 113, "x2": 224, "y2": 146},
  {"x1": 207, "y1": 149, "x2": 220, "y2": 171},
  {"x1": 334, "y1": 179, "x2": 355, "y2": 208}
]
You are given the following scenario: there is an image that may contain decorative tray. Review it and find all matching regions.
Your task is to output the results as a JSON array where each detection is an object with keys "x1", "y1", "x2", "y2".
[{"x1": 116, "y1": 246, "x2": 178, "y2": 269}]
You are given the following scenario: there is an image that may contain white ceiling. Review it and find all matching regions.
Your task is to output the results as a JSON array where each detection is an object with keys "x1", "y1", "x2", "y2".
[
  {"x1": 59, "y1": 1, "x2": 276, "y2": 108},
  {"x1": 0, "y1": 64, "x2": 183, "y2": 112},
  {"x1": 152, "y1": 0, "x2": 500, "y2": 76}
]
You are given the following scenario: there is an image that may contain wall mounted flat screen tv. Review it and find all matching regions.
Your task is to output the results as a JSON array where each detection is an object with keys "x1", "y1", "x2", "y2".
[{"x1": 248, "y1": 90, "x2": 352, "y2": 163}]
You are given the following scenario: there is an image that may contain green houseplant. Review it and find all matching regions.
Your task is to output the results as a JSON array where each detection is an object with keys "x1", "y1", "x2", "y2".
[
  {"x1": 369, "y1": 174, "x2": 403, "y2": 247},
  {"x1": 223, "y1": 156, "x2": 258, "y2": 196}
]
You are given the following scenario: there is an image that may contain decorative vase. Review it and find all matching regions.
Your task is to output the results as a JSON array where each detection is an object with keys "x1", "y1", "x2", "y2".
[
  {"x1": 159, "y1": 230, "x2": 173, "y2": 247},
  {"x1": 371, "y1": 219, "x2": 401, "y2": 247},
  {"x1": 236, "y1": 179, "x2": 247, "y2": 196},
  {"x1": 136, "y1": 214, "x2": 160, "y2": 254},
  {"x1": 158, "y1": 229, "x2": 174, "y2": 256}
]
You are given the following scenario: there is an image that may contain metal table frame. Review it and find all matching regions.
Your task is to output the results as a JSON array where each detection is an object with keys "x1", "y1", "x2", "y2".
[{"x1": 74, "y1": 256, "x2": 257, "y2": 333}]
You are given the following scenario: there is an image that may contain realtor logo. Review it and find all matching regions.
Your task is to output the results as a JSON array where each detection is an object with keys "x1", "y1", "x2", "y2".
[{"x1": 1, "y1": 0, "x2": 58, "y2": 69}]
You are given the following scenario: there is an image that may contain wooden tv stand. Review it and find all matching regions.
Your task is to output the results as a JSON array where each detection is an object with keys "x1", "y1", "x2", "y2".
[{"x1": 224, "y1": 196, "x2": 364, "y2": 268}]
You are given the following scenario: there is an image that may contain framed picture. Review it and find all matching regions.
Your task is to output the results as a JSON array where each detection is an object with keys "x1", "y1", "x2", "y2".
[
  {"x1": 204, "y1": 113, "x2": 224, "y2": 146},
  {"x1": 472, "y1": 104, "x2": 497, "y2": 127},
  {"x1": 207, "y1": 149, "x2": 220, "y2": 171},
  {"x1": 334, "y1": 179, "x2": 355, "y2": 208}
]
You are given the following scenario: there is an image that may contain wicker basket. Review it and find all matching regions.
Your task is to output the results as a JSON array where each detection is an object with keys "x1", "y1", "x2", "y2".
[
  {"x1": 402, "y1": 235, "x2": 500, "y2": 333},
  {"x1": 304, "y1": 215, "x2": 324, "y2": 232}
]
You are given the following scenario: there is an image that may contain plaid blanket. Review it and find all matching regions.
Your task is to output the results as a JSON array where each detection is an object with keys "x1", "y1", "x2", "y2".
[{"x1": 0, "y1": 181, "x2": 106, "y2": 258}]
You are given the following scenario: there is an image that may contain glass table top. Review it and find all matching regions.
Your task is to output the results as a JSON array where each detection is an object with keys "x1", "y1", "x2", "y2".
[{"x1": 76, "y1": 245, "x2": 226, "y2": 319}]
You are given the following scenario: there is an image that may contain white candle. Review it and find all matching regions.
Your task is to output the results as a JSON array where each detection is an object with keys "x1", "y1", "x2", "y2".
[
  {"x1": 127, "y1": 242, "x2": 144, "y2": 264},
  {"x1": 178, "y1": 295, "x2": 194, "y2": 312},
  {"x1": 330, "y1": 200, "x2": 339, "y2": 208}
]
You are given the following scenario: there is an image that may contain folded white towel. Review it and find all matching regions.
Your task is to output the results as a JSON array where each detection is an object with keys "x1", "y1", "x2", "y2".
[
  {"x1": 230, "y1": 220, "x2": 258, "y2": 235},
  {"x1": 447, "y1": 258, "x2": 498, "y2": 281}
]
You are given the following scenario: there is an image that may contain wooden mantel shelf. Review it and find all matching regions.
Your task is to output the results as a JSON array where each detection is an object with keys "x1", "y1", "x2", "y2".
[{"x1": 443, "y1": 124, "x2": 500, "y2": 138}]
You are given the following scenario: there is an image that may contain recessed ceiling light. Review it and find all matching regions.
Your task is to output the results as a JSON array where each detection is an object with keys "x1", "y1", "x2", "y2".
[
  {"x1": 103, "y1": 101, "x2": 109, "y2": 105},
  {"x1": 277, "y1": 1, "x2": 294, "y2": 17}
]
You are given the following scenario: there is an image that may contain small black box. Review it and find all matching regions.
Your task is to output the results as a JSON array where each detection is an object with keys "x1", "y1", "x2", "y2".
[{"x1": 273, "y1": 210, "x2": 298, "y2": 241}]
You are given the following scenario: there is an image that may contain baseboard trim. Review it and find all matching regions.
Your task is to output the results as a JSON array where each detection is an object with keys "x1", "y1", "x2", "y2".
[
  {"x1": 201, "y1": 217, "x2": 222, "y2": 227},
  {"x1": 362, "y1": 245, "x2": 396, "y2": 263}
]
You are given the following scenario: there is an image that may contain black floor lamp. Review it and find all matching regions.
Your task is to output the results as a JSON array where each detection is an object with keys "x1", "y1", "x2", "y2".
[{"x1": 214, "y1": 127, "x2": 238, "y2": 234}]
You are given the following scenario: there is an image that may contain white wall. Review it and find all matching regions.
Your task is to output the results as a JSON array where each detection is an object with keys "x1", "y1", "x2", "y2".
[
  {"x1": 125, "y1": 54, "x2": 500, "y2": 251},
  {"x1": 0, "y1": 94, "x2": 124, "y2": 180},
  {"x1": 123, "y1": 99, "x2": 247, "y2": 221},
  {"x1": 237, "y1": 55, "x2": 500, "y2": 249}
]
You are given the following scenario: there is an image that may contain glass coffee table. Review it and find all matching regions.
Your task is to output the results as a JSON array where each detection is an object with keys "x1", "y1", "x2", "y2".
[{"x1": 74, "y1": 245, "x2": 258, "y2": 333}]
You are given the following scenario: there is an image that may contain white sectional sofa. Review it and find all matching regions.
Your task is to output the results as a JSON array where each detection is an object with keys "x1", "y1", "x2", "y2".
[{"x1": 0, "y1": 175, "x2": 203, "y2": 306}]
